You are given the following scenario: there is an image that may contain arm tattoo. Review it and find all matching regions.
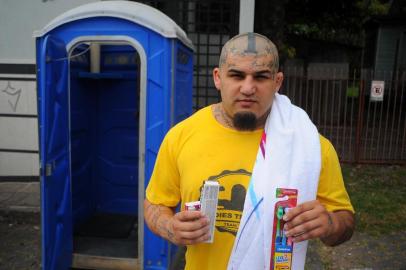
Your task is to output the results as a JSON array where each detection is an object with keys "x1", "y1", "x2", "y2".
[
  {"x1": 327, "y1": 212, "x2": 333, "y2": 226},
  {"x1": 146, "y1": 204, "x2": 175, "y2": 240},
  {"x1": 150, "y1": 205, "x2": 162, "y2": 229},
  {"x1": 325, "y1": 212, "x2": 334, "y2": 238},
  {"x1": 157, "y1": 217, "x2": 174, "y2": 240}
]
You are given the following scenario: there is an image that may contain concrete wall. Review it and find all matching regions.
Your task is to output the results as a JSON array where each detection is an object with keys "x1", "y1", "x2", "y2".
[{"x1": 0, "y1": 0, "x2": 100, "y2": 179}]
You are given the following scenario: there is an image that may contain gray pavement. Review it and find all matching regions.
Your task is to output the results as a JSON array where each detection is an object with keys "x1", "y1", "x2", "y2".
[
  {"x1": 0, "y1": 181, "x2": 41, "y2": 269},
  {"x1": 0, "y1": 182, "x2": 40, "y2": 213},
  {"x1": 1, "y1": 181, "x2": 405, "y2": 269}
]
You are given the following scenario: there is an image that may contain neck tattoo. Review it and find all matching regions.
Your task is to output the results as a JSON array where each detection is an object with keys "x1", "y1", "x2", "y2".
[
  {"x1": 221, "y1": 106, "x2": 234, "y2": 128},
  {"x1": 214, "y1": 104, "x2": 234, "y2": 129}
]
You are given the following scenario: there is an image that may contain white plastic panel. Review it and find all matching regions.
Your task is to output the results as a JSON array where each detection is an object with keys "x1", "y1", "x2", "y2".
[{"x1": 34, "y1": 1, "x2": 193, "y2": 50}]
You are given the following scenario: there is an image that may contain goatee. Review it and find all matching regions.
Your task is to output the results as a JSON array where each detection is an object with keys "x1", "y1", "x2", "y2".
[{"x1": 233, "y1": 112, "x2": 257, "y2": 131}]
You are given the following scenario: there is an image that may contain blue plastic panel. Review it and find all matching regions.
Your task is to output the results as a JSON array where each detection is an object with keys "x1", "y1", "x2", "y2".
[
  {"x1": 70, "y1": 44, "x2": 139, "y2": 218},
  {"x1": 95, "y1": 62, "x2": 139, "y2": 214},
  {"x1": 38, "y1": 34, "x2": 72, "y2": 270},
  {"x1": 143, "y1": 34, "x2": 172, "y2": 270},
  {"x1": 174, "y1": 40, "x2": 193, "y2": 123},
  {"x1": 70, "y1": 45, "x2": 94, "y2": 227},
  {"x1": 37, "y1": 15, "x2": 193, "y2": 270}
]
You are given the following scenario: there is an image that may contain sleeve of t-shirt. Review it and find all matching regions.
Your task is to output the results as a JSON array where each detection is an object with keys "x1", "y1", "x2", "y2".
[
  {"x1": 145, "y1": 129, "x2": 181, "y2": 207},
  {"x1": 316, "y1": 136, "x2": 355, "y2": 213}
]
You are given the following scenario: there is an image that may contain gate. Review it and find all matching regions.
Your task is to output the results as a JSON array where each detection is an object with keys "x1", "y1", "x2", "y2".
[
  {"x1": 138, "y1": 0, "x2": 405, "y2": 164},
  {"x1": 139, "y1": 0, "x2": 239, "y2": 109},
  {"x1": 281, "y1": 67, "x2": 406, "y2": 164}
]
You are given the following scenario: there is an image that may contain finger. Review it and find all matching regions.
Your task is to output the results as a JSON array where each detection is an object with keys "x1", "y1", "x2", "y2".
[
  {"x1": 283, "y1": 207, "x2": 320, "y2": 230},
  {"x1": 291, "y1": 225, "x2": 326, "y2": 243},
  {"x1": 178, "y1": 224, "x2": 211, "y2": 240},
  {"x1": 180, "y1": 231, "x2": 211, "y2": 245},
  {"x1": 283, "y1": 200, "x2": 318, "y2": 222},
  {"x1": 173, "y1": 216, "x2": 210, "y2": 232},
  {"x1": 285, "y1": 218, "x2": 321, "y2": 239},
  {"x1": 177, "y1": 210, "x2": 205, "y2": 221},
  {"x1": 291, "y1": 231, "x2": 311, "y2": 243}
]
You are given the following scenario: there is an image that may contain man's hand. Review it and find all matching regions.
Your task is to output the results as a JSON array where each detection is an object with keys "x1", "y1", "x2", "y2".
[
  {"x1": 167, "y1": 210, "x2": 211, "y2": 245},
  {"x1": 283, "y1": 200, "x2": 354, "y2": 246},
  {"x1": 144, "y1": 199, "x2": 211, "y2": 246}
]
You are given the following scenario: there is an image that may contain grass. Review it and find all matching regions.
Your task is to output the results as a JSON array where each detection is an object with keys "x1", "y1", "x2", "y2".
[{"x1": 341, "y1": 164, "x2": 406, "y2": 235}]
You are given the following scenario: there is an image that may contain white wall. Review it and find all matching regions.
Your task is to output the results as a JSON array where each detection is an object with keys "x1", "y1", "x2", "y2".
[
  {"x1": 0, "y1": 79, "x2": 38, "y2": 177},
  {"x1": 0, "y1": 0, "x2": 101, "y2": 64},
  {"x1": 0, "y1": 80, "x2": 37, "y2": 115},
  {"x1": 0, "y1": 0, "x2": 100, "y2": 178},
  {"x1": 239, "y1": 0, "x2": 255, "y2": 34}
]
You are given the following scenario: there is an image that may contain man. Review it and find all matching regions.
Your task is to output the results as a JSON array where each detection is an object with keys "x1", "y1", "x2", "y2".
[{"x1": 144, "y1": 33, "x2": 354, "y2": 270}]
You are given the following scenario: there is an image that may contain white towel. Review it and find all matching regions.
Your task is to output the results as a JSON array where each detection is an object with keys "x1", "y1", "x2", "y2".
[{"x1": 227, "y1": 94, "x2": 321, "y2": 270}]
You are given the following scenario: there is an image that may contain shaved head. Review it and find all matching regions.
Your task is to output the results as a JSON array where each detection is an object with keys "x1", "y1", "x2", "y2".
[
  {"x1": 219, "y1": 32, "x2": 279, "y2": 73},
  {"x1": 213, "y1": 32, "x2": 284, "y2": 131}
]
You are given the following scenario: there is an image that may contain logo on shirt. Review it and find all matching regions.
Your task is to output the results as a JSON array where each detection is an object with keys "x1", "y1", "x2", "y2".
[{"x1": 203, "y1": 169, "x2": 251, "y2": 236}]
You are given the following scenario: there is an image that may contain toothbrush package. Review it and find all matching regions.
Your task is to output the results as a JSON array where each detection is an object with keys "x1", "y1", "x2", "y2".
[{"x1": 270, "y1": 188, "x2": 298, "y2": 269}]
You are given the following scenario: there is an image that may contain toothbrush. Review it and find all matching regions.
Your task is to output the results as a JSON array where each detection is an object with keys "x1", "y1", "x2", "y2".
[
  {"x1": 284, "y1": 207, "x2": 292, "y2": 246},
  {"x1": 276, "y1": 205, "x2": 284, "y2": 242}
]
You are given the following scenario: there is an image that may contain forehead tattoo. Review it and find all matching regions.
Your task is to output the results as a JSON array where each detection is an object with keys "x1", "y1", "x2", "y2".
[{"x1": 219, "y1": 32, "x2": 279, "y2": 73}]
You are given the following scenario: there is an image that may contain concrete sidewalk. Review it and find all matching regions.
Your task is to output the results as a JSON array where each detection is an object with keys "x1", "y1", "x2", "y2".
[
  {"x1": 1, "y1": 181, "x2": 405, "y2": 269},
  {"x1": 0, "y1": 182, "x2": 40, "y2": 213}
]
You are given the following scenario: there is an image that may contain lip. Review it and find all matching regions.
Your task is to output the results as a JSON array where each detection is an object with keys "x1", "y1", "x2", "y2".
[{"x1": 236, "y1": 99, "x2": 256, "y2": 108}]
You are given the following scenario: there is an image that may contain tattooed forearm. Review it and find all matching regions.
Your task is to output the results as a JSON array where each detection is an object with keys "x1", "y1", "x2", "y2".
[
  {"x1": 321, "y1": 210, "x2": 355, "y2": 246},
  {"x1": 144, "y1": 200, "x2": 175, "y2": 241},
  {"x1": 150, "y1": 206, "x2": 161, "y2": 228},
  {"x1": 157, "y1": 217, "x2": 174, "y2": 241}
]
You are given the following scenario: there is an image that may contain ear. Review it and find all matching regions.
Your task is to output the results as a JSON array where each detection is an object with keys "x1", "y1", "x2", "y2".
[
  {"x1": 213, "y1": 67, "x2": 222, "y2": 91},
  {"x1": 274, "y1": 72, "x2": 284, "y2": 93}
]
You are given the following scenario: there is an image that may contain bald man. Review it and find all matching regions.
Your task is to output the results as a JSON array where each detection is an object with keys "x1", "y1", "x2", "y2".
[{"x1": 144, "y1": 33, "x2": 354, "y2": 270}]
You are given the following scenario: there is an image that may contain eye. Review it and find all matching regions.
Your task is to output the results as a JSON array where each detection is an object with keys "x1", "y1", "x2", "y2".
[
  {"x1": 229, "y1": 73, "x2": 244, "y2": 79},
  {"x1": 255, "y1": 75, "x2": 270, "y2": 80}
]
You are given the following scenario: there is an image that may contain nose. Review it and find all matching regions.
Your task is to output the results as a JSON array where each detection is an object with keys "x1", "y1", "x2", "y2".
[{"x1": 240, "y1": 76, "x2": 256, "y2": 96}]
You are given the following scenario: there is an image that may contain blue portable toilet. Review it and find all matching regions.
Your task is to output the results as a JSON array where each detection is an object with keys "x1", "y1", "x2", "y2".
[{"x1": 34, "y1": 1, "x2": 193, "y2": 269}]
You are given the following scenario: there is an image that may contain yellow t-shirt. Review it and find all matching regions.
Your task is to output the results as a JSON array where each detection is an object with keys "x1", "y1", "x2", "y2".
[{"x1": 146, "y1": 105, "x2": 354, "y2": 270}]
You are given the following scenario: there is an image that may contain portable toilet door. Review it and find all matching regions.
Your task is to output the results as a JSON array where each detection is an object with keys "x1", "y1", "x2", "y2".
[{"x1": 34, "y1": 2, "x2": 194, "y2": 270}]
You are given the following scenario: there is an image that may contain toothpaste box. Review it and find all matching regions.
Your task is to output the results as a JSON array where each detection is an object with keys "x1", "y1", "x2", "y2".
[
  {"x1": 185, "y1": 201, "x2": 201, "y2": 211},
  {"x1": 200, "y1": 181, "x2": 220, "y2": 243}
]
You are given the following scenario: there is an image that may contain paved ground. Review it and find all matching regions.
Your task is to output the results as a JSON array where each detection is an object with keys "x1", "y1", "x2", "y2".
[
  {"x1": 0, "y1": 182, "x2": 40, "y2": 213},
  {"x1": 0, "y1": 182, "x2": 40, "y2": 270},
  {"x1": 305, "y1": 232, "x2": 406, "y2": 270},
  {"x1": 0, "y1": 211, "x2": 40, "y2": 270},
  {"x1": 1, "y1": 182, "x2": 405, "y2": 270}
]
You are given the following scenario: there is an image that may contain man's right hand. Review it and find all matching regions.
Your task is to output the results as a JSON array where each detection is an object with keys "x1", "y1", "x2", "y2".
[
  {"x1": 167, "y1": 210, "x2": 211, "y2": 245},
  {"x1": 144, "y1": 199, "x2": 211, "y2": 245}
]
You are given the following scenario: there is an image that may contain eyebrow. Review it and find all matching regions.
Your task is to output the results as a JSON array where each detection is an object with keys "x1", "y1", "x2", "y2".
[{"x1": 227, "y1": 69, "x2": 273, "y2": 75}]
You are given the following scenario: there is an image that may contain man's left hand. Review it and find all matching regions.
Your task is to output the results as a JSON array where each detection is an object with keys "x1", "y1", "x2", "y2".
[
  {"x1": 282, "y1": 200, "x2": 354, "y2": 246},
  {"x1": 283, "y1": 200, "x2": 332, "y2": 243}
]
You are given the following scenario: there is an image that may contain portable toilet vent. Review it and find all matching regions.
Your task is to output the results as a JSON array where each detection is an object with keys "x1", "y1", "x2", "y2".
[{"x1": 34, "y1": 2, "x2": 193, "y2": 269}]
